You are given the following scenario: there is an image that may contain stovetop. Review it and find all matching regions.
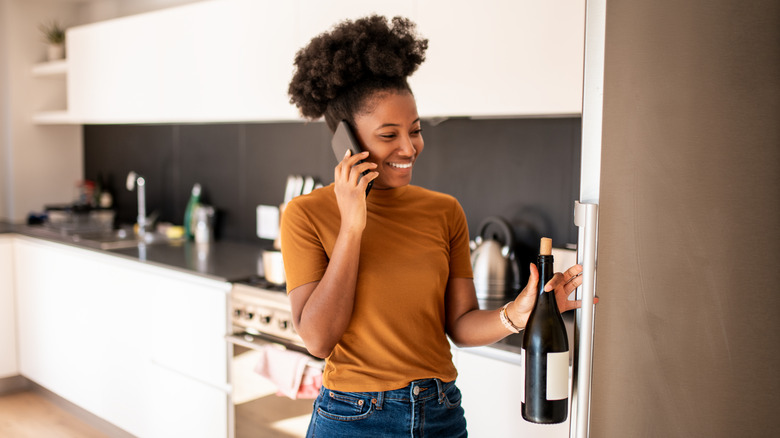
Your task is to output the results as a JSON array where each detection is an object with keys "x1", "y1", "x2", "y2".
[
  {"x1": 232, "y1": 274, "x2": 287, "y2": 293},
  {"x1": 230, "y1": 275, "x2": 301, "y2": 344}
]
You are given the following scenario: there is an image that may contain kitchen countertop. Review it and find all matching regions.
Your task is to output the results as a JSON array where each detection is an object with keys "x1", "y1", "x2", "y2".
[
  {"x1": 1, "y1": 221, "x2": 524, "y2": 359},
  {"x1": 2, "y1": 222, "x2": 269, "y2": 282}
]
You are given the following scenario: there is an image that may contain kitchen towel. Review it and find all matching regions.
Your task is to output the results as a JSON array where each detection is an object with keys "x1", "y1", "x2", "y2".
[
  {"x1": 297, "y1": 364, "x2": 323, "y2": 399},
  {"x1": 231, "y1": 349, "x2": 278, "y2": 404},
  {"x1": 254, "y1": 344, "x2": 321, "y2": 400}
]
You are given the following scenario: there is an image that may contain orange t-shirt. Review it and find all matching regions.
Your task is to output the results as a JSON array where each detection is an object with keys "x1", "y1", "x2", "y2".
[{"x1": 280, "y1": 184, "x2": 473, "y2": 392}]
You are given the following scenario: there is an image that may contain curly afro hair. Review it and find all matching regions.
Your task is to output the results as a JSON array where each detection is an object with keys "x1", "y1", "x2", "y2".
[{"x1": 288, "y1": 15, "x2": 428, "y2": 132}]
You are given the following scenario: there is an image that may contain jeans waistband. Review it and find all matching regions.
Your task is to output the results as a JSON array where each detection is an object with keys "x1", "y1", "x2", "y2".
[{"x1": 322, "y1": 378, "x2": 454, "y2": 410}]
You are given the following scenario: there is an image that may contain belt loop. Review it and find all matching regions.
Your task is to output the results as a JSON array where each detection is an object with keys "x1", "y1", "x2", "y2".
[
  {"x1": 435, "y1": 378, "x2": 444, "y2": 404},
  {"x1": 373, "y1": 390, "x2": 384, "y2": 410}
]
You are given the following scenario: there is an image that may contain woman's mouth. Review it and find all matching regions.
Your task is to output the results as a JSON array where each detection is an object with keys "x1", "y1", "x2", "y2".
[{"x1": 388, "y1": 162, "x2": 413, "y2": 169}]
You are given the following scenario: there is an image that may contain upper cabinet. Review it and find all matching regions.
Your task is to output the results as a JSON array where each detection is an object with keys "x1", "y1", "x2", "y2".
[
  {"x1": 62, "y1": 0, "x2": 584, "y2": 124},
  {"x1": 67, "y1": 0, "x2": 299, "y2": 124},
  {"x1": 411, "y1": 0, "x2": 585, "y2": 118},
  {"x1": 294, "y1": 0, "x2": 416, "y2": 49}
]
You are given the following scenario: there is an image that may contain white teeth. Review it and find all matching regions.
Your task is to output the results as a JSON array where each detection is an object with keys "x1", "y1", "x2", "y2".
[{"x1": 389, "y1": 162, "x2": 412, "y2": 169}]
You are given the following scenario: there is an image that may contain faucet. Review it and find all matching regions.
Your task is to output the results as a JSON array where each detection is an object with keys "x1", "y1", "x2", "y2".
[{"x1": 126, "y1": 171, "x2": 147, "y2": 238}]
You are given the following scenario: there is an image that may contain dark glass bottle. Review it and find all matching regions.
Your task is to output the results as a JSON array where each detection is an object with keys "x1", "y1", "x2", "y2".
[{"x1": 521, "y1": 237, "x2": 569, "y2": 424}]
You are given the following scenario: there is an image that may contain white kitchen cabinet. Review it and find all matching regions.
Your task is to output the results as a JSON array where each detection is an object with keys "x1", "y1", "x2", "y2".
[
  {"x1": 146, "y1": 267, "x2": 230, "y2": 388},
  {"x1": 143, "y1": 362, "x2": 228, "y2": 438},
  {"x1": 455, "y1": 347, "x2": 569, "y2": 437},
  {"x1": 67, "y1": 0, "x2": 299, "y2": 124},
  {"x1": 294, "y1": 0, "x2": 416, "y2": 50},
  {"x1": 15, "y1": 237, "x2": 139, "y2": 422},
  {"x1": 62, "y1": 0, "x2": 583, "y2": 124},
  {"x1": 0, "y1": 236, "x2": 17, "y2": 379},
  {"x1": 14, "y1": 237, "x2": 230, "y2": 437},
  {"x1": 411, "y1": 0, "x2": 585, "y2": 118}
]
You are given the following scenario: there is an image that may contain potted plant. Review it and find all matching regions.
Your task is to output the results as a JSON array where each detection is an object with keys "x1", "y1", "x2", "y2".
[{"x1": 39, "y1": 20, "x2": 65, "y2": 61}]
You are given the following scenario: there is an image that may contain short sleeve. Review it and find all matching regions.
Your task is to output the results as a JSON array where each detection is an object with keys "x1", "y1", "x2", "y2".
[
  {"x1": 279, "y1": 198, "x2": 329, "y2": 292},
  {"x1": 448, "y1": 199, "x2": 473, "y2": 279}
]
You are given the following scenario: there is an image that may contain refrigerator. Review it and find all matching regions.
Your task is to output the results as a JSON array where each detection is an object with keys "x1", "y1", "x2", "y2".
[{"x1": 569, "y1": 0, "x2": 779, "y2": 437}]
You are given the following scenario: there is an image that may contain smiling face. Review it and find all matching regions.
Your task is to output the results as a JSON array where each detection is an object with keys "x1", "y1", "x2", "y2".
[{"x1": 352, "y1": 91, "x2": 424, "y2": 190}]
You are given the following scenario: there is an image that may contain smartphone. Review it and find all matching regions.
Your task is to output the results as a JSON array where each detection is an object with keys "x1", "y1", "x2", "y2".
[{"x1": 331, "y1": 120, "x2": 373, "y2": 196}]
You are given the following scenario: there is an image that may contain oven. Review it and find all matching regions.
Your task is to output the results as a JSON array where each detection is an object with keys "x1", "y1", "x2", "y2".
[{"x1": 227, "y1": 277, "x2": 323, "y2": 438}]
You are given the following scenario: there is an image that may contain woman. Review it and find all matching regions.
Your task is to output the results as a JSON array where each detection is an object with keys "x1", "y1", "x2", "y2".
[{"x1": 282, "y1": 15, "x2": 584, "y2": 437}]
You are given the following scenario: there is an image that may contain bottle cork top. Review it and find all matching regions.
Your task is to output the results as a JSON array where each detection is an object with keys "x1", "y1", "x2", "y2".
[{"x1": 540, "y1": 237, "x2": 553, "y2": 256}]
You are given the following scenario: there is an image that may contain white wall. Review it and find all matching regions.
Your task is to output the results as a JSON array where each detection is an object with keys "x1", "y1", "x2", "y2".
[
  {"x1": 1, "y1": 0, "x2": 83, "y2": 222},
  {"x1": 0, "y1": 0, "x2": 11, "y2": 221}
]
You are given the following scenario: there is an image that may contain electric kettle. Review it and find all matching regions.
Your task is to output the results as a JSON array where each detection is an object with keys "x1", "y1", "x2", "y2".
[{"x1": 470, "y1": 216, "x2": 521, "y2": 301}]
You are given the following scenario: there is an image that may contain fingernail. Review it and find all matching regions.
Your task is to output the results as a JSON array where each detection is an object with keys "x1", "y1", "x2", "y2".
[{"x1": 344, "y1": 150, "x2": 350, "y2": 157}]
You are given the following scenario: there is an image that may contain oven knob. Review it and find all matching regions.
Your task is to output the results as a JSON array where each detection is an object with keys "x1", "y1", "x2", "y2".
[
  {"x1": 260, "y1": 314, "x2": 272, "y2": 324},
  {"x1": 234, "y1": 308, "x2": 243, "y2": 318},
  {"x1": 278, "y1": 320, "x2": 289, "y2": 330}
]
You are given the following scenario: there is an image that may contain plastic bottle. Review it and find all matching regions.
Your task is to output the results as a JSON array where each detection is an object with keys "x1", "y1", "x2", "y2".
[{"x1": 183, "y1": 183, "x2": 201, "y2": 239}]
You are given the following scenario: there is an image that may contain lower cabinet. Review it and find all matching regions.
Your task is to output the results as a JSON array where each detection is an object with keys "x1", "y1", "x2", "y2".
[
  {"x1": 142, "y1": 362, "x2": 228, "y2": 438},
  {"x1": 0, "y1": 236, "x2": 17, "y2": 379},
  {"x1": 13, "y1": 237, "x2": 230, "y2": 437},
  {"x1": 455, "y1": 347, "x2": 570, "y2": 438}
]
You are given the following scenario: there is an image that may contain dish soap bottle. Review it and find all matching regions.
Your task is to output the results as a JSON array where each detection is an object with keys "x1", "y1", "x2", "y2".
[{"x1": 183, "y1": 183, "x2": 201, "y2": 240}]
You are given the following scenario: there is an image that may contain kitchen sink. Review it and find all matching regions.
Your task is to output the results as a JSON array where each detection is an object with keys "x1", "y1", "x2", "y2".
[{"x1": 70, "y1": 229, "x2": 170, "y2": 250}]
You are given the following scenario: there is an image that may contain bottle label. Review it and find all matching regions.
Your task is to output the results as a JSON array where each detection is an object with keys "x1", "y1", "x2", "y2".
[{"x1": 546, "y1": 351, "x2": 569, "y2": 400}]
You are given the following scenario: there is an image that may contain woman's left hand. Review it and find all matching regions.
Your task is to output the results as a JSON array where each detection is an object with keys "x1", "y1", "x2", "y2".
[
  {"x1": 508, "y1": 263, "x2": 589, "y2": 328},
  {"x1": 545, "y1": 264, "x2": 585, "y2": 313}
]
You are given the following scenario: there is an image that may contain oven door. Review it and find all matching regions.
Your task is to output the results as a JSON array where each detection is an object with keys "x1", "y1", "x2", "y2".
[{"x1": 226, "y1": 332, "x2": 322, "y2": 438}]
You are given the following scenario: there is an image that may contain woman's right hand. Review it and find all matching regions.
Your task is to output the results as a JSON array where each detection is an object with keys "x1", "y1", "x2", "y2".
[{"x1": 333, "y1": 150, "x2": 378, "y2": 233}]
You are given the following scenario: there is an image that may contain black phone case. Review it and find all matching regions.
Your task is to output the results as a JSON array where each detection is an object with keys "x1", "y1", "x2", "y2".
[{"x1": 331, "y1": 120, "x2": 373, "y2": 196}]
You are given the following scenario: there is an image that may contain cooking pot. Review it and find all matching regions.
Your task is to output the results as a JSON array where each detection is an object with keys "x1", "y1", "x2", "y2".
[{"x1": 470, "y1": 216, "x2": 521, "y2": 301}]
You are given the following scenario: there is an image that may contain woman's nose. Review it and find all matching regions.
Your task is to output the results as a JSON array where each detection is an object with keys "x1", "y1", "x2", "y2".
[{"x1": 399, "y1": 135, "x2": 416, "y2": 156}]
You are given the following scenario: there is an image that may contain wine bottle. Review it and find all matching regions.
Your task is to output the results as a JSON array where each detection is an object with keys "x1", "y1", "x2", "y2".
[{"x1": 521, "y1": 237, "x2": 569, "y2": 424}]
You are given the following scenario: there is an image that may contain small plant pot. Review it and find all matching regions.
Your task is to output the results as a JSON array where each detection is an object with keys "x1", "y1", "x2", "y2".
[{"x1": 47, "y1": 43, "x2": 64, "y2": 61}]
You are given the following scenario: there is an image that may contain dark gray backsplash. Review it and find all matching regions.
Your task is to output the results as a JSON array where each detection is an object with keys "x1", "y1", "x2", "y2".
[{"x1": 84, "y1": 117, "x2": 580, "y2": 278}]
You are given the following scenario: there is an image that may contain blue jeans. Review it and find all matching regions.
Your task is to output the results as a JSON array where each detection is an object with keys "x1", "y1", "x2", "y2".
[{"x1": 306, "y1": 378, "x2": 468, "y2": 437}]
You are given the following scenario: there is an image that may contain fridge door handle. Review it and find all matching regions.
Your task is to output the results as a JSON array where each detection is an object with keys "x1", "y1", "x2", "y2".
[{"x1": 571, "y1": 201, "x2": 598, "y2": 438}]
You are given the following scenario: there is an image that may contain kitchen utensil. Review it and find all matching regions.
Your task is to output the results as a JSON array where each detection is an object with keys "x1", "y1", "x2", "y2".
[
  {"x1": 283, "y1": 175, "x2": 297, "y2": 205},
  {"x1": 302, "y1": 176, "x2": 315, "y2": 195},
  {"x1": 44, "y1": 204, "x2": 115, "y2": 234},
  {"x1": 292, "y1": 175, "x2": 304, "y2": 198},
  {"x1": 470, "y1": 216, "x2": 521, "y2": 301}
]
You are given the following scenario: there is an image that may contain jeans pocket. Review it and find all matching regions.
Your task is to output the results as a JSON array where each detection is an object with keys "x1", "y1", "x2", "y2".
[
  {"x1": 442, "y1": 382, "x2": 463, "y2": 410},
  {"x1": 317, "y1": 390, "x2": 375, "y2": 422}
]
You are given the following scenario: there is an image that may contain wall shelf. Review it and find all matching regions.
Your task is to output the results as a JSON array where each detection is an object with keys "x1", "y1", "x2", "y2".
[
  {"x1": 31, "y1": 60, "x2": 70, "y2": 124},
  {"x1": 32, "y1": 60, "x2": 67, "y2": 77},
  {"x1": 31, "y1": 110, "x2": 75, "y2": 124}
]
